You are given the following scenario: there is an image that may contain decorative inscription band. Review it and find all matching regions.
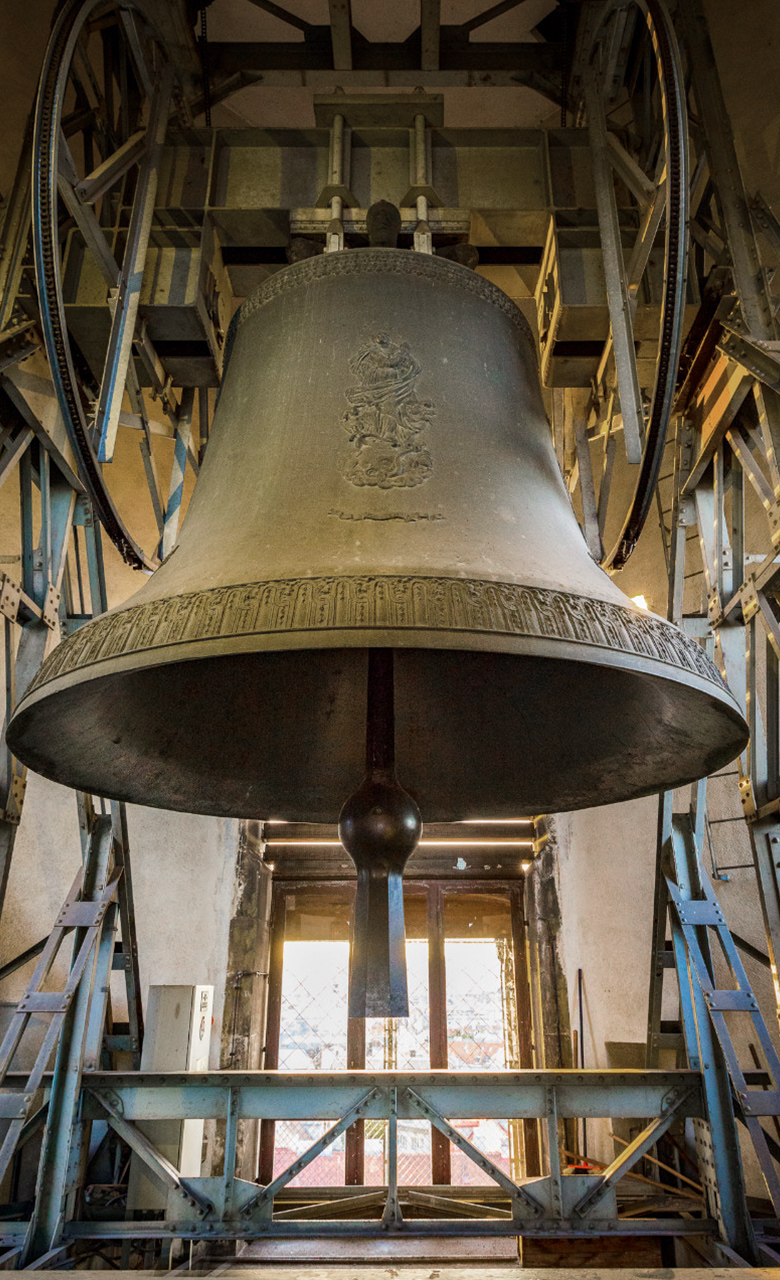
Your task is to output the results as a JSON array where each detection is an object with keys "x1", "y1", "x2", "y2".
[{"x1": 24, "y1": 576, "x2": 727, "y2": 698}]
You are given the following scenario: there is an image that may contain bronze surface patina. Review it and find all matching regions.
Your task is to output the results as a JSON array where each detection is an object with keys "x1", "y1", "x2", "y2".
[
  {"x1": 341, "y1": 333, "x2": 435, "y2": 490},
  {"x1": 8, "y1": 242, "x2": 749, "y2": 1015}
]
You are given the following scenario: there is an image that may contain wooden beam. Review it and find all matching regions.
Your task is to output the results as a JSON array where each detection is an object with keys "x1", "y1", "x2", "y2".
[
  {"x1": 420, "y1": 0, "x2": 441, "y2": 71},
  {"x1": 328, "y1": 0, "x2": 353, "y2": 70},
  {"x1": 246, "y1": 0, "x2": 313, "y2": 35},
  {"x1": 257, "y1": 890, "x2": 286, "y2": 1186},
  {"x1": 511, "y1": 884, "x2": 541, "y2": 1177},
  {"x1": 263, "y1": 821, "x2": 534, "y2": 843},
  {"x1": 461, "y1": 0, "x2": 530, "y2": 35}
]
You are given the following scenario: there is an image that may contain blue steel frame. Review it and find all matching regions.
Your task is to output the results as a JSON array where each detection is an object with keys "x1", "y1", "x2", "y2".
[
  {"x1": 3, "y1": 0, "x2": 780, "y2": 1267},
  {"x1": 0, "y1": 1067, "x2": 720, "y2": 1247}
]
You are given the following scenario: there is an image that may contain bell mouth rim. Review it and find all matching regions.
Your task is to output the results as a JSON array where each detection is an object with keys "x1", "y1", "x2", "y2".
[
  {"x1": 7, "y1": 644, "x2": 747, "y2": 823},
  {"x1": 236, "y1": 245, "x2": 536, "y2": 347}
]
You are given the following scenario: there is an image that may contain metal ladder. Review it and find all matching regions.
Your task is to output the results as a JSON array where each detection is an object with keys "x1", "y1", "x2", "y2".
[
  {"x1": 0, "y1": 796, "x2": 143, "y2": 1260},
  {"x1": 648, "y1": 784, "x2": 780, "y2": 1260}
]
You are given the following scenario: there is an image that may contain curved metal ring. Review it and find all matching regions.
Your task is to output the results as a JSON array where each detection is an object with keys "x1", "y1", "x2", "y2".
[
  {"x1": 590, "y1": 0, "x2": 689, "y2": 571},
  {"x1": 32, "y1": 0, "x2": 167, "y2": 571}
]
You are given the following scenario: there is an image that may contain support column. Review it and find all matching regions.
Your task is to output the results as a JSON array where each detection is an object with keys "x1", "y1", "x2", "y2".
[
  {"x1": 23, "y1": 817, "x2": 116, "y2": 1263},
  {"x1": 219, "y1": 821, "x2": 272, "y2": 1180},
  {"x1": 664, "y1": 802, "x2": 757, "y2": 1261}
]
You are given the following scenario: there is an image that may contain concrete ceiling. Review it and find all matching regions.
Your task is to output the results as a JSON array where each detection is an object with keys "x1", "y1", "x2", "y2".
[
  {"x1": 206, "y1": 0, "x2": 558, "y2": 46},
  {"x1": 203, "y1": 0, "x2": 561, "y2": 130}
]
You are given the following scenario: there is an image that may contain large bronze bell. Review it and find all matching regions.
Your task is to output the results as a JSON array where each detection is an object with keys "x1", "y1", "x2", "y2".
[{"x1": 8, "y1": 241, "x2": 748, "y2": 1015}]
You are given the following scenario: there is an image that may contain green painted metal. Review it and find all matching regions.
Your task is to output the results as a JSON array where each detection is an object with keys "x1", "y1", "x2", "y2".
[{"x1": 76, "y1": 1068, "x2": 704, "y2": 1122}]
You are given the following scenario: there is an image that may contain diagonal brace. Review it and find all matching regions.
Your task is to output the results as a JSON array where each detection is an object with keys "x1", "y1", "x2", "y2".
[
  {"x1": 95, "y1": 66, "x2": 173, "y2": 463},
  {"x1": 573, "y1": 1086, "x2": 695, "y2": 1216},
  {"x1": 405, "y1": 1088, "x2": 542, "y2": 1219},
  {"x1": 242, "y1": 1087, "x2": 379, "y2": 1215},
  {"x1": 92, "y1": 1091, "x2": 212, "y2": 1216}
]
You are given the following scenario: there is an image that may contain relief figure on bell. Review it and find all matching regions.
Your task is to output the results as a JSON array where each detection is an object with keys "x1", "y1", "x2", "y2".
[{"x1": 342, "y1": 333, "x2": 434, "y2": 490}]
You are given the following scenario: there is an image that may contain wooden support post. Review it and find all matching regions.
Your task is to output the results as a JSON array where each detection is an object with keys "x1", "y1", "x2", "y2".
[
  {"x1": 257, "y1": 888, "x2": 285, "y2": 1186},
  {"x1": 346, "y1": 886, "x2": 366, "y2": 1185},
  {"x1": 428, "y1": 884, "x2": 450, "y2": 1184},
  {"x1": 511, "y1": 884, "x2": 541, "y2": 1176}
]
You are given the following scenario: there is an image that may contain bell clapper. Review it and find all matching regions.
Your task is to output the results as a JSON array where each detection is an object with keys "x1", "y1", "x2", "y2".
[{"x1": 338, "y1": 649, "x2": 422, "y2": 1019}]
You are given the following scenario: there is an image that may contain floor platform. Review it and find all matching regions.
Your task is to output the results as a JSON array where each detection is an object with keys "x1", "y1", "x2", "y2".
[{"x1": 34, "y1": 1269, "x2": 780, "y2": 1278}]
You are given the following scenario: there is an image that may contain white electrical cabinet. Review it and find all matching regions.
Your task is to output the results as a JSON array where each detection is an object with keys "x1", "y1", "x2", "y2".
[{"x1": 126, "y1": 984, "x2": 213, "y2": 1212}]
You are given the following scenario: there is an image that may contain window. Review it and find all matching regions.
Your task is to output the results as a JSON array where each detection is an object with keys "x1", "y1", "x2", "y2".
[{"x1": 261, "y1": 880, "x2": 532, "y2": 1188}]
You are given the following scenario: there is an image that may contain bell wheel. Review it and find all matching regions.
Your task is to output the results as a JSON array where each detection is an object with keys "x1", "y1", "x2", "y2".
[
  {"x1": 541, "y1": 0, "x2": 689, "y2": 574},
  {"x1": 33, "y1": 0, "x2": 201, "y2": 573}
]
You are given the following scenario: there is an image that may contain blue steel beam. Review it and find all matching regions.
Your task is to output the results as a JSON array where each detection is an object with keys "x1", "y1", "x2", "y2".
[
  {"x1": 406, "y1": 1086, "x2": 543, "y2": 1218},
  {"x1": 79, "y1": 1069, "x2": 704, "y2": 1123},
  {"x1": 59, "y1": 1215, "x2": 718, "y2": 1241}
]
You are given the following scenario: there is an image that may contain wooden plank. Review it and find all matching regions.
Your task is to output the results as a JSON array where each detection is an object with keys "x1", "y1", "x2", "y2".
[
  {"x1": 606, "y1": 131, "x2": 656, "y2": 206},
  {"x1": 683, "y1": 356, "x2": 751, "y2": 493},
  {"x1": 511, "y1": 885, "x2": 541, "y2": 1177},
  {"x1": 266, "y1": 856, "x2": 531, "y2": 881},
  {"x1": 573, "y1": 408, "x2": 603, "y2": 561},
  {"x1": 520, "y1": 1232, "x2": 663, "y2": 1267},
  {"x1": 75, "y1": 128, "x2": 147, "y2": 204},
  {"x1": 726, "y1": 425, "x2": 775, "y2": 512}
]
